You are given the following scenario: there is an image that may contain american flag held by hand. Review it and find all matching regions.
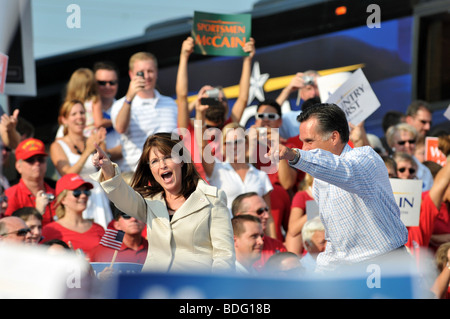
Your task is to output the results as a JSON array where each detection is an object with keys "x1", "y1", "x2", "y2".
[{"x1": 100, "y1": 229, "x2": 125, "y2": 250}]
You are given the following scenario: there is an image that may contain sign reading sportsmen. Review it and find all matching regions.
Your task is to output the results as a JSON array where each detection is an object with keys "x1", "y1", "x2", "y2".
[{"x1": 192, "y1": 11, "x2": 251, "y2": 57}]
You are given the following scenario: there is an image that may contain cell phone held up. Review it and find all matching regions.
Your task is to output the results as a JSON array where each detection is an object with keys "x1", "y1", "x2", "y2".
[
  {"x1": 136, "y1": 71, "x2": 144, "y2": 78},
  {"x1": 200, "y1": 88, "x2": 221, "y2": 106}
]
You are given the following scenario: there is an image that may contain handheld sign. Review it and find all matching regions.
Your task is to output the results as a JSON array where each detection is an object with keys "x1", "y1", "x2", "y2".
[
  {"x1": 325, "y1": 68, "x2": 380, "y2": 125},
  {"x1": 425, "y1": 137, "x2": 447, "y2": 167},
  {"x1": 317, "y1": 71, "x2": 352, "y2": 104},
  {"x1": 389, "y1": 178, "x2": 422, "y2": 227},
  {"x1": 192, "y1": 11, "x2": 251, "y2": 57}
]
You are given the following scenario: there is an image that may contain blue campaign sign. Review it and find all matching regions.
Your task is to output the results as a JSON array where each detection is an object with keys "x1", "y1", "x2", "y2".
[{"x1": 112, "y1": 270, "x2": 422, "y2": 299}]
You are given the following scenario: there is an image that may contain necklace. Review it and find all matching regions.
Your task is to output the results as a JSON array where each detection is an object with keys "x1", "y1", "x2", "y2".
[{"x1": 67, "y1": 136, "x2": 85, "y2": 155}]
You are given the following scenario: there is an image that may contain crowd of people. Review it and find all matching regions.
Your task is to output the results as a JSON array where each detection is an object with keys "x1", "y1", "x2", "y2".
[{"x1": 0, "y1": 35, "x2": 450, "y2": 299}]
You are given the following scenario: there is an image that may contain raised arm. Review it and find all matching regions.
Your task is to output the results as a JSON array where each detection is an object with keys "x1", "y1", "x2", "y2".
[
  {"x1": 176, "y1": 37, "x2": 195, "y2": 129},
  {"x1": 276, "y1": 72, "x2": 306, "y2": 106},
  {"x1": 194, "y1": 86, "x2": 217, "y2": 178},
  {"x1": 114, "y1": 73, "x2": 145, "y2": 134},
  {"x1": 230, "y1": 38, "x2": 255, "y2": 124},
  {"x1": 0, "y1": 109, "x2": 21, "y2": 150},
  {"x1": 428, "y1": 156, "x2": 450, "y2": 209}
]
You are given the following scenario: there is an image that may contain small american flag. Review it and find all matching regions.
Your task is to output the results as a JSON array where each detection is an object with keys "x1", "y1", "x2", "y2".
[{"x1": 100, "y1": 229, "x2": 125, "y2": 250}]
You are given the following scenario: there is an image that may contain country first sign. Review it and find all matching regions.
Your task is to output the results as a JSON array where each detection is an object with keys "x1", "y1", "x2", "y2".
[{"x1": 192, "y1": 11, "x2": 251, "y2": 57}]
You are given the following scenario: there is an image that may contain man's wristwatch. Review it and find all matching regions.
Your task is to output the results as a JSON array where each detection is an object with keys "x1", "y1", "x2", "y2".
[{"x1": 288, "y1": 148, "x2": 300, "y2": 165}]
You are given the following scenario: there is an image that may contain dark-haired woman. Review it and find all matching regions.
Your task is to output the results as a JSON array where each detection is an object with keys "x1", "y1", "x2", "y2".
[{"x1": 92, "y1": 132, "x2": 235, "y2": 274}]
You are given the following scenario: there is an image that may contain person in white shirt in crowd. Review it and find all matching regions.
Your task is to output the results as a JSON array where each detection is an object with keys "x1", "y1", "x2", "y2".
[
  {"x1": 111, "y1": 52, "x2": 178, "y2": 173},
  {"x1": 232, "y1": 214, "x2": 264, "y2": 276}
]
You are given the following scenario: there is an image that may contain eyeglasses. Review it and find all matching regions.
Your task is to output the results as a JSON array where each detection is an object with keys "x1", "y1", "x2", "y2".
[
  {"x1": 0, "y1": 195, "x2": 7, "y2": 203},
  {"x1": 24, "y1": 156, "x2": 46, "y2": 164},
  {"x1": 97, "y1": 80, "x2": 118, "y2": 86},
  {"x1": 398, "y1": 167, "x2": 416, "y2": 174},
  {"x1": 1, "y1": 228, "x2": 31, "y2": 237},
  {"x1": 396, "y1": 139, "x2": 416, "y2": 146},
  {"x1": 256, "y1": 113, "x2": 280, "y2": 121},
  {"x1": 149, "y1": 155, "x2": 174, "y2": 167},
  {"x1": 241, "y1": 207, "x2": 269, "y2": 216},
  {"x1": 72, "y1": 189, "x2": 92, "y2": 197}
]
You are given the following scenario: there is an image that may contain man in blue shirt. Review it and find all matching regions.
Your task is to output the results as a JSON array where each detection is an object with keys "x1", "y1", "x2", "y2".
[{"x1": 270, "y1": 103, "x2": 408, "y2": 272}]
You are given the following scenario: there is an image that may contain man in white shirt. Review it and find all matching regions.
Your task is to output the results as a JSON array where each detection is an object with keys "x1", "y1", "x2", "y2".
[{"x1": 111, "y1": 52, "x2": 177, "y2": 172}]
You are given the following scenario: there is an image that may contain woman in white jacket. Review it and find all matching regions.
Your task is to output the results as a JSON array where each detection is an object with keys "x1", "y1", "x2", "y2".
[{"x1": 91, "y1": 132, "x2": 235, "y2": 274}]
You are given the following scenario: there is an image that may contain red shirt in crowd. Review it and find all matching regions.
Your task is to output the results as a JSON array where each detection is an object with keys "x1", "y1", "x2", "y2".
[
  {"x1": 253, "y1": 235, "x2": 287, "y2": 271},
  {"x1": 89, "y1": 239, "x2": 148, "y2": 264},
  {"x1": 406, "y1": 191, "x2": 440, "y2": 259},
  {"x1": 41, "y1": 222, "x2": 105, "y2": 256},
  {"x1": 4, "y1": 179, "x2": 56, "y2": 226}
]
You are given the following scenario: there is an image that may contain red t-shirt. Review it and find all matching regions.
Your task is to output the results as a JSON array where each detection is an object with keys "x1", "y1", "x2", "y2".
[
  {"x1": 253, "y1": 235, "x2": 287, "y2": 271},
  {"x1": 406, "y1": 192, "x2": 440, "y2": 256},
  {"x1": 4, "y1": 179, "x2": 56, "y2": 226},
  {"x1": 291, "y1": 190, "x2": 314, "y2": 211},
  {"x1": 270, "y1": 184, "x2": 291, "y2": 242},
  {"x1": 89, "y1": 238, "x2": 148, "y2": 264},
  {"x1": 41, "y1": 222, "x2": 105, "y2": 256}
]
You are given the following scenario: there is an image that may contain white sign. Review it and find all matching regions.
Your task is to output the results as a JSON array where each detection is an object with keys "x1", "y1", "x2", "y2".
[
  {"x1": 306, "y1": 200, "x2": 319, "y2": 220},
  {"x1": 317, "y1": 71, "x2": 351, "y2": 104},
  {"x1": 325, "y1": 68, "x2": 380, "y2": 125},
  {"x1": 389, "y1": 178, "x2": 422, "y2": 227},
  {"x1": 0, "y1": 242, "x2": 91, "y2": 298}
]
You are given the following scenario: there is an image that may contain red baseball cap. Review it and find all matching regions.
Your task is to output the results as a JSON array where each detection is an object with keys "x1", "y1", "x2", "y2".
[
  {"x1": 56, "y1": 173, "x2": 94, "y2": 197},
  {"x1": 15, "y1": 138, "x2": 48, "y2": 161}
]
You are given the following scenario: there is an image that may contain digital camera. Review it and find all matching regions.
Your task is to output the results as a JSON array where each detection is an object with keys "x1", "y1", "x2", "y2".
[
  {"x1": 41, "y1": 193, "x2": 55, "y2": 201},
  {"x1": 200, "y1": 88, "x2": 221, "y2": 106}
]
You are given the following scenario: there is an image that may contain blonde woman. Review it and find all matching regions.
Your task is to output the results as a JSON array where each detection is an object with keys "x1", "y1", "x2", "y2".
[
  {"x1": 41, "y1": 174, "x2": 104, "y2": 257},
  {"x1": 56, "y1": 68, "x2": 101, "y2": 138},
  {"x1": 50, "y1": 100, "x2": 112, "y2": 229},
  {"x1": 195, "y1": 112, "x2": 275, "y2": 238}
]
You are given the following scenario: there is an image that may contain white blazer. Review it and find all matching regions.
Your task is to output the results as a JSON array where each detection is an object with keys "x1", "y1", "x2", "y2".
[{"x1": 92, "y1": 165, "x2": 235, "y2": 274}]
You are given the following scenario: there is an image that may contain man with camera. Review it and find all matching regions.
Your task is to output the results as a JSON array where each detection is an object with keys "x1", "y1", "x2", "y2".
[
  {"x1": 3, "y1": 138, "x2": 56, "y2": 226},
  {"x1": 276, "y1": 71, "x2": 320, "y2": 140},
  {"x1": 110, "y1": 52, "x2": 178, "y2": 173}
]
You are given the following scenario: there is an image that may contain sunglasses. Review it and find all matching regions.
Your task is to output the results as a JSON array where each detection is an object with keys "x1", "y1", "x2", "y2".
[
  {"x1": 97, "y1": 80, "x2": 118, "y2": 86},
  {"x1": 419, "y1": 120, "x2": 432, "y2": 125},
  {"x1": 1, "y1": 227, "x2": 31, "y2": 237},
  {"x1": 72, "y1": 189, "x2": 92, "y2": 197},
  {"x1": 0, "y1": 195, "x2": 7, "y2": 203},
  {"x1": 242, "y1": 207, "x2": 269, "y2": 216},
  {"x1": 398, "y1": 167, "x2": 416, "y2": 174},
  {"x1": 24, "y1": 156, "x2": 46, "y2": 164},
  {"x1": 256, "y1": 113, "x2": 280, "y2": 121},
  {"x1": 396, "y1": 139, "x2": 416, "y2": 146},
  {"x1": 120, "y1": 213, "x2": 132, "y2": 220}
]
